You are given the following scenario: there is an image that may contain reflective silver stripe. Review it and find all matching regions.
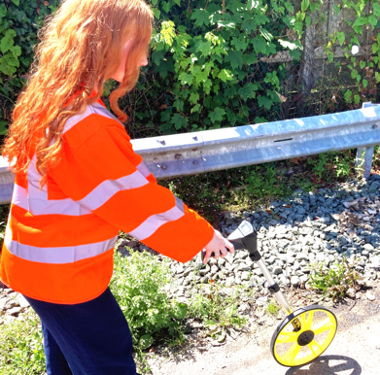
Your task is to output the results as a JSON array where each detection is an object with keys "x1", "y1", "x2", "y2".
[
  {"x1": 78, "y1": 170, "x2": 149, "y2": 211},
  {"x1": 63, "y1": 105, "x2": 95, "y2": 135},
  {"x1": 92, "y1": 102, "x2": 123, "y2": 125},
  {"x1": 136, "y1": 161, "x2": 152, "y2": 178},
  {"x1": 4, "y1": 226, "x2": 117, "y2": 264},
  {"x1": 27, "y1": 156, "x2": 91, "y2": 216},
  {"x1": 174, "y1": 195, "x2": 185, "y2": 213},
  {"x1": 129, "y1": 197, "x2": 185, "y2": 240},
  {"x1": 63, "y1": 102, "x2": 122, "y2": 135},
  {"x1": 12, "y1": 183, "x2": 29, "y2": 211}
]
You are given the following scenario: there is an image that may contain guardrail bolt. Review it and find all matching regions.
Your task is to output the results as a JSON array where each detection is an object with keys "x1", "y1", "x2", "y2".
[
  {"x1": 193, "y1": 160, "x2": 199, "y2": 165},
  {"x1": 175, "y1": 154, "x2": 182, "y2": 160},
  {"x1": 161, "y1": 164, "x2": 168, "y2": 170},
  {"x1": 373, "y1": 124, "x2": 378, "y2": 129},
  {"x1": 158, "y1": 140, "x2": 166, "y2": 145},
  {"x1": 193, "y1": 136, "x2": 198, "y2": 141}
]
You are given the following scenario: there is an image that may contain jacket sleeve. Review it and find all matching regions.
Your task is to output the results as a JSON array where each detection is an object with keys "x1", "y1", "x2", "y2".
[{"x1": 49, "y1": 120, "x2": 214, "y2": 263}]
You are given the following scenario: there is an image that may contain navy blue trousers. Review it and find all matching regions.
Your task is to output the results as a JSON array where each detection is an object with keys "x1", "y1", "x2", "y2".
[{"x1": 24, "y1": 288, "x2": 138, "y2": 375}]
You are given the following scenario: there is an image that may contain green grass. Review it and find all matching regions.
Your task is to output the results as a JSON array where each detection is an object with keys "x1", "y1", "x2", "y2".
[{"x1": 0, "y1": 310, "x2": 46, "y2": 375}]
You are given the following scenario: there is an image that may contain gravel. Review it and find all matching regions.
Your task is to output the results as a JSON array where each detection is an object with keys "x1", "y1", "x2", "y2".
[
  {"x1": 151, "y1": 177, "x2": 380, "y2": 303},
  {"x1": 2, "y1": 177, "x2": 380, "y2": 322}
]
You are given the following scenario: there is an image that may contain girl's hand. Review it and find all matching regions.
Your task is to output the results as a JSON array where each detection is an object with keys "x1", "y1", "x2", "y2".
[{"x1": 203, "y1": 229, "x2": 234, "y2": 264}]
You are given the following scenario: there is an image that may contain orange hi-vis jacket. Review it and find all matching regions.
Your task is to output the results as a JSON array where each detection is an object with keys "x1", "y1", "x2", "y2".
[{"x1": 0, "y1": 99, "x2": 214, "y2": 304}]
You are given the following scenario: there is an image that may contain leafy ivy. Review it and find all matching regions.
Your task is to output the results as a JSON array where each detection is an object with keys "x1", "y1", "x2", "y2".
[{"x1": 0, "y1": 0, "x2": 59, "y2": 136}]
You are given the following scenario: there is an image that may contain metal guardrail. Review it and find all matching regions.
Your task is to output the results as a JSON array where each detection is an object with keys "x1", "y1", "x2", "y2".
[{"x1": 1, "y1": 102, "x2": 380, "y2": 205}]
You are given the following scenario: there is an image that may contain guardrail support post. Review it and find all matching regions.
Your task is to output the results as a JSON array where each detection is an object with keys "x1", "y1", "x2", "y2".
[{"x1": 355, "y1": 146, "x2": 374, "y2": 179}]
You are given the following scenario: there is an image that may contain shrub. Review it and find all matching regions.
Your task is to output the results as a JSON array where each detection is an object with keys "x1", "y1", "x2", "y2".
[{"x1": 109, "y1": 249, "x2": 187, "y2": 351}]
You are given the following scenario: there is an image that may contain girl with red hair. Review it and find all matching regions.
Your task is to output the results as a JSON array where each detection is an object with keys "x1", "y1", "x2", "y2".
[{"x1": 1, "y1": 0, "x2": 233, "y2": 374}]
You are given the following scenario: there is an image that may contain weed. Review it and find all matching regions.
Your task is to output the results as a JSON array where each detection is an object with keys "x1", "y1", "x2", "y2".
[
  {"x1": 0, "y1": 310, "x2": 45, "y2": 375},
  {"x1": 308, "y1": 257, "x2": 360, "y2": 301},
  {"x1": 188, "y1": 281, "x2": 248, "y2": 337},
  {"x1": 266, "y1": 299, "x2": 281, "y2": 316}
]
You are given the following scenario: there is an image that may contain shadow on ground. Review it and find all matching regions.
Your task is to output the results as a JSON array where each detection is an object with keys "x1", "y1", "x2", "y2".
[{"x1": 286, "y1": 355, "x2": 362, "y2": 374}]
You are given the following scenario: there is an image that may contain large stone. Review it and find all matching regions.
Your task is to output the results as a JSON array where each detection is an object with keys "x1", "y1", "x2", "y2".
[{"x1": 291, "y1": 276, "x2": 300, "y2": 286}]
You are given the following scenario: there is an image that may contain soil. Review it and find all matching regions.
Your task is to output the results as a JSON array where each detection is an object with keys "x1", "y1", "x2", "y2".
[{"x1": 146, "y1": 280, "x2": 380, "y2": 375}]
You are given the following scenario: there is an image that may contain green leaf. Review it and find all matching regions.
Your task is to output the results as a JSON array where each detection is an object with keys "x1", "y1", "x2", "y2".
[
  {"x1": 369, "y1": 15, "x2": 377, "y2": 28},
  {"x1": 260, "y1": 28, "x2": 273, "y2": 42},
  {"x1": 10, "y1": 45, "x2": 22, "y2": 58},
  {"x1": 139, "y1": 334, "x2": 154, "y2": 350},
  {"x1": 284, "y1": 3, "x2": 294, "y2": 13},
  {"x1": 362, "y1": 79, "x2": 368, "y2": 88},
  {"x1": 160, "y1": 110, "x2": 171, "y2": 123},
  {"x1": 375, "y1": 72, "x2": 380, "y2": 83},
  {"x1": 0, "y1": 4, "x2": 7, "y2": 18},
  {"x1": 255, "y1": 13, "x2": 269, "y2": 25},
  {"x1": 154, "y1": 57, "x2": 174, "y2": 78},
  {"x1": 172, "y1": 302, "x2": 187, "y2": 320},
  {"x1": 360, "y1": 61, "x2": 366, "y2": 69},
  {"x1": 2, "y1": 52, "x2": 19, "y2": 68},
  {"x1": 178, "y1": 72, "x2": 194, "y2": 86},
  {"x1": 241, "y1": 19, "x2": 256, "y2": 33},
  {"x1": 354, "y1": 94, "x2": 360, "y2": 104},
  {"x1": 174, "y1": 0, "x2": 181, "y2": 5},
  {"x1": 238, "y1": 83, "x2": 258, "y2": 100},
  {"x1": 173, "y1": 99, "x2": 184, "y2": 112},
  {"x1": 337, "y1": 32, "x2": 345, "y2": 46},
  {"x1": 0, "y1": 121, "x2": 8, "y2": 136},
  {"x1": 373, "y1": 43, "x2": 379, "y2": 54},
  {"x1": 257, "y1": 96, "x2": 273, "y2": 110},
  {"x1": 12, "y1": 0, "x2": 20, "y2": 5},
  {"x1": 152, "y1": 8, "x2": 161, "y2": 19},
  {"x1": 152, "y1": 50, "x2": 165, "y2": 65},
  {"x1": 191, "y1": 9, "x2": 210, "y2": 28},
  {"x1": 171, "y1": 113, "x2": 188, "y2": 130},
  {"x1": 231, "y1": 37, "x2": 247, "y2": 51},
  {"x1": 301, "y1": 0, "x2": 310, "y2": 12},
  {"x1": 203, "y1": 79, "x2": 212, "y2": 95},
  {"x1": 344, "y1": 89, "x2": 352, "y2": 103},
  {"x1": 209, "y1": 107, "x2": 226, "y2": 123},
  {"x1": 0, "y1": 29, "x2": 17, "y2": 54},
  {"x1": 195, "y1": 40, "x2": 212, "y2": 57},
  {"x1": 191, "y1": 104, "x2": 201, "y2": 114},
  {"x1": 352, "y1": 17, "x2": 367, "y2": 27},
  {"x1": 374, "y1": 3, "x2": 380, "y2": 17},
  {"x1": 189, "y1": 92, "x2": 200, "y2": 105},
  {"x1": 252, "y1": 36, "x2": 267, "y2": 54},
  {"x1": 218, "y1": 69, "x2": 233, "y2": 83},
  {"x1": 333, "y1": 4, "x2": 341, "y2": 15},
  {"x1": 279, "y1": 39, "x2": 302, "y2": 51},
  {"x1": 227, "y1": 50, "x2": 243, "y2": 70},
  {"x1": 217, "y1": 21, "x2": 236, "y2": 29}
]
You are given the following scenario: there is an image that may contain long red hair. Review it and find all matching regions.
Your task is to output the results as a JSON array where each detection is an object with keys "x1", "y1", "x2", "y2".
[{"x1": 2, "y1": 0, "x2": 153, "y2": 186}]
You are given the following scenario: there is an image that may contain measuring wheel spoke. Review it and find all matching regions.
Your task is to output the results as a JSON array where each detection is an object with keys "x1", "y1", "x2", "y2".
[
  {"x1": 277, "y1": 332, "x2": 298, "y2": 344},
  {"x1": 308, "y1": 339, "x2": 323, "y2": 356},
  {"x1": 304, "y1": 311, "x2": 314, "y2": 330},
  {"x1": 313, "y1": 320, "x2": 334, "y2": 335},
  {"x1": 283, "y1": 343, "x2": 302, "y2": 364}
]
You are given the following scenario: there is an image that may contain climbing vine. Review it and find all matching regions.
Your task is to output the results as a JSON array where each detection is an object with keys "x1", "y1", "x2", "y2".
[{"x1": 1, "y1": 0, "x2": 380, "y2": 139}]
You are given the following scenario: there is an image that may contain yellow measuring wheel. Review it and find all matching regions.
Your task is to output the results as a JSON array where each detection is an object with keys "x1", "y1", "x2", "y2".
[
  {"x1": 227, "y1": 221, "x2": 339, "y2": 368},
  {"x1": 270, "y1": 305, "x2": 337, "y2": 367}
]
